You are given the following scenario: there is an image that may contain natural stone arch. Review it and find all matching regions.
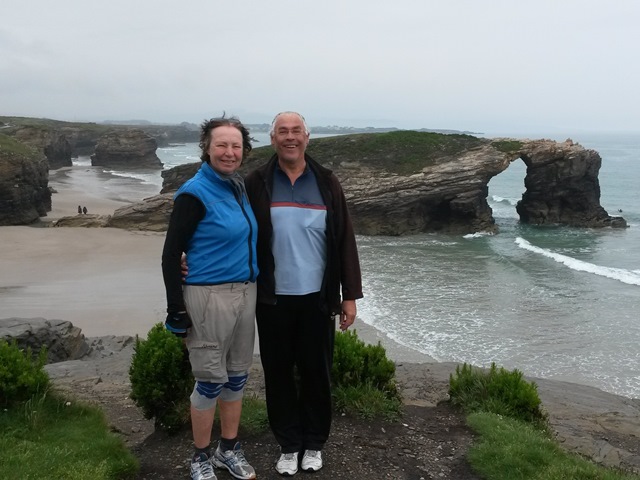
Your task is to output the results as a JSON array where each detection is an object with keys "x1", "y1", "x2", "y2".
[{"x1": 515, "y1": 139, "x2": 626, "y2": 228}]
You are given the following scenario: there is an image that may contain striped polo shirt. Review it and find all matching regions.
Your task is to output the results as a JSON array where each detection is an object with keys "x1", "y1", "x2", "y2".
[{"x1": 271, "y1": 163, "x2": 327, "y2": 295}]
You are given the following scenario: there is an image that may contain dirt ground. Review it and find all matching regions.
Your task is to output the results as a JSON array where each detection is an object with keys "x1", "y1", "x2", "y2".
[
  {"x1": 50, "y1": 348, "x2": 480, "y2": 479},
  {"x1": 46, "y1": 337, "x2": 640, "y2": 479},
  {"x1": 131, "y1": 402, "x2": 479, "y2": 480}
]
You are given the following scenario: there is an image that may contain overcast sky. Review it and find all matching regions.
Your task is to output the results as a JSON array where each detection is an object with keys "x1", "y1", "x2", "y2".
[{"x1": 2, "y1": 1, "x2": 639, "y2": 134}]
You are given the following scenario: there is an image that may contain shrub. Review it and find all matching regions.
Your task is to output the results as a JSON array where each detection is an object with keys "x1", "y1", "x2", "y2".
[
  {"x1": 331, "y1": 330, "x2": 401, "y2": 419},
  {"x1": 129, "y1": 323, "x2": 193, "y2": 431},
  {"x1": 449, "y1": 362, "x2": 547, "y2": 426},
  {"x1": 332, "y1": 330, "x2": 399, "y2": 397},
  {"x1": 0, "y1": 339, "x2": 49, "y2": 407}
]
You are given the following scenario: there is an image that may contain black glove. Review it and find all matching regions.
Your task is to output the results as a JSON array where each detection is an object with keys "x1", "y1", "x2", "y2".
[{"x1": 165, "y1": 311, "x2": 192, "y2": 338}]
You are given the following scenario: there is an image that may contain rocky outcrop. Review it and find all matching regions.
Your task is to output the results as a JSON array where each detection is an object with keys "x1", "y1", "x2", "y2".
[
  {"x1": 155, "y1": 133, "x2": 624, "y2": 235},
  {"x1": 52, "y1": 214, "x2": 112, "y2": 228},
  {"x1": 0, "y1": 134, "x2": 51, "y2": 225},
  {"x1": 516, "y1": 139, "x2": 627, "y2": 228},
  {"x1": 107, "y1": 193, "x2": 173, "y2": 231},
  {"x1": 336, "y1": 143, "x2": 509, "y2": 235},
  {"x1": 1, "y1": 116, "x2": 199, "y2": 157},
  {"x1": 0, "y1": 317, "x2": 91, "y2": 364},
  {"x1": 160, "y1": 162, "x2": 201, "y2": 193},
  {"x1": 10, "y1": 126, "x2": 72, "y2": 169},
  {"x1": 91, "y1": 129, "x2": 163, "y2": 169}
]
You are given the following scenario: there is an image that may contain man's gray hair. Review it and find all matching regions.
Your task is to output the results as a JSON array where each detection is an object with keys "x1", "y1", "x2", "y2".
[{"x1": 269, "y1": 111, "x2": 310, "y2": 137}]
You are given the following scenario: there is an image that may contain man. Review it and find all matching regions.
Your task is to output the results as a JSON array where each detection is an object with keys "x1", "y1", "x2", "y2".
[{"x1": 245, "y1": 111, "x2": 363, "y2": 476}]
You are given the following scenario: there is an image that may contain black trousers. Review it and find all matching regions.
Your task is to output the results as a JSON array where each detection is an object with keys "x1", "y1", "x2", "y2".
[{"x1": 256, "y1": 294, "x2": 335, "y2": 453}]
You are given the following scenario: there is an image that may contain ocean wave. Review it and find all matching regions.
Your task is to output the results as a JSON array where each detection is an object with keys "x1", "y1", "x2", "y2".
[
  {"x1": 103, "y1": 169, "x2": 162, "y2": 187},
  {"x1": 515, "y1": 237, "x2": 640, "y2": 286},
  {"x1": 491, "y1": 195, "x2": 519, "y2": 206},
  {"x1": 463, "y1": 232, "x2": 494, "y2": 239}
]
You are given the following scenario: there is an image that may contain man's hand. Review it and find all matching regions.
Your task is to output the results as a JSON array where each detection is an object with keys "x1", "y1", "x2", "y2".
[
  {"x1": 339, "y1": 300, "x2": 356, "y2": 331},
  {"x1": 165, "y1": 311, "x2": 192, "y2": 337}
]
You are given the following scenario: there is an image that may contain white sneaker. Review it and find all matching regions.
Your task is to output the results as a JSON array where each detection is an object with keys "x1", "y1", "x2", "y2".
[
  {"x1": 301, "y1": 450, "x2": 323, "y2": 472},
  {"x1": 275, "y1": 452, "x2": 298, "y2": 476},
  {"x1": 190, "y1": 453, "x2": 217, "y2": 480}
]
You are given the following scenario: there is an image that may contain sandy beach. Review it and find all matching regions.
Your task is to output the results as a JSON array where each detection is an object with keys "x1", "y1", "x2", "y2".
[
  {"x1": 1, "y1": 165, "x2": 434, "y2": 363},
  {"x1": 4, "y1": 165, "x2": 640, "y2": 474}
]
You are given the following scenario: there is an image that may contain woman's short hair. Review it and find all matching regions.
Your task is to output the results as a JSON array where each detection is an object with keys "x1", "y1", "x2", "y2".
[{"x1": 199, "y1": 114, "x2": 253, "y2": 163}]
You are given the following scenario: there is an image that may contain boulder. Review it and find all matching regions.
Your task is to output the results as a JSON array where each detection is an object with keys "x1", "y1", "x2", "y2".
[
  {"x1": 91, "y1": 129, "x2": 163, "y2": 169},
  {"x1": 107, "y1": 193, "x2": 173, "y2": 231},
  {"x1": 52, "y1": 214, "x2": 112, "y2": 228},
  {"x1": 0, "y1": 133, "x2": 51, "y2": 225},
  {"x1": 0, "y1": 317, "x2": 91, "y2": 364}
]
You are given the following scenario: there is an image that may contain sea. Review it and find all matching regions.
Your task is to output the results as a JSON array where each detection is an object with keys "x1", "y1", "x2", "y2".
[{"x1": 74, "y1": 130, "x2": 640, "y2": 400}]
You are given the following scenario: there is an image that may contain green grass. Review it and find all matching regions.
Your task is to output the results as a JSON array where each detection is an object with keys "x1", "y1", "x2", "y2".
[
  {"x1": 332, "y1": 383, "x2": 403, "y2": 421},
  {"x1": 467, "y1": 412, "x2": 638, "y2": 480},
  {"x1": 449, "y1": 363, "x2": 639, "y2": 479},
  {"x1": 0, "y1": 390, "x2": 138, "y2": 479},
  {"x1": 244, "y1": 130, "x2": 488, "y2": 175},
  {"x1": 238, "y1": 394, "x2": 269, "y2": 435},
  {"x1": 0, "y1": 133, "x2": 41, "y2": 159},
  {"x1": 491, "y1": 139, "x2": 524, "y2": 153}
]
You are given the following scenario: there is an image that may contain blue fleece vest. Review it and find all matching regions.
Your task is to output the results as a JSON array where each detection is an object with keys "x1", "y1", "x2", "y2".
[{"x1": 176, "y1": 162, "x2": 258, "y2": 285}]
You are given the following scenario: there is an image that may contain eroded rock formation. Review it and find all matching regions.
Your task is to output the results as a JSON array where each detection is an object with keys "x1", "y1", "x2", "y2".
[
  {"x1": 91, "y1": 129, "x2": 163, "y2": 169},
  {"x1": 516, "y1": 139, "x2": 627, "y2": 228},
  {"x1": 9, "y1": 126, "x2": 72, "y2": 169},
  {"x1": 154, "y1": 133, "x2": 624, "y2": 235},
  {"x1": 0, "y1": 317, "x2": 91, "y2": 364},
  {"x1": 40, "y1": 131, "x2": 626, "y2": 235},
  {"x1": 107, "y1": 193, "x2": 173, "y2": 231},
  {"x1": 0, "y1": 134, "x2": 51, "y2": 225}
]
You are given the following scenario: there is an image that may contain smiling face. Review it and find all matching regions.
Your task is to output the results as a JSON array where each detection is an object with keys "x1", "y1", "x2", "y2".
[
  {"x1": 207, "y1": 125, "x2": 244, "y2": 175},
  {"x1": 270, "y1": 113, "x2": 310, "y2": 166}
]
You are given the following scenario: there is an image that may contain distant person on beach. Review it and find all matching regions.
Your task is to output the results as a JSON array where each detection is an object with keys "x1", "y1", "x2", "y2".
[
  {"x1": 162, "y1": 115, "x2": 258, "y2": 480},
  {"x1": 77, "y1": 205, "x2": 82, "y2": 214},
  {"x1": 82, "y1": 206, "x2": 87, "y2": 214},
  {"x1": 245, "y1": 112, "x2": 363, "y2": 475}
]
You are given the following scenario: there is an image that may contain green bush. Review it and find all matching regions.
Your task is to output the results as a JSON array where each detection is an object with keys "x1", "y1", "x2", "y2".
[
  {"x1": 0, "y1": 339, "x2": 50, "y2": 407},
  {"x1": 332, "y1": 330, "x2": 398, "y2": 396},
  {"x1": 449, "y1": 362, "x2": 547, "y2": 426},
  {"x1": 331, "y1": 330, "x2": 401, "y2": 419},
  {"x1": 129, "y1": 323, "x2": 193, "y2": 432}
]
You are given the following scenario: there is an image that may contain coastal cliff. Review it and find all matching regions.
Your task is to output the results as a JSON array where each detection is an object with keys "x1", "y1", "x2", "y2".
[
  {"x1": 0, "y1": 116, "x2": 199, "y2": 162},
  {"x1": 159, "y1": 132, "x2": 626, "y2": 235},
  {"x1": 6, "y1": 125, "x2": 73, "y2": 169},
  {"x1": 0, "y1": 133, "x2": 51, "y2": 225},
  {"x1": 0, "y1": 118, "x2": 627, "y2": 232}
]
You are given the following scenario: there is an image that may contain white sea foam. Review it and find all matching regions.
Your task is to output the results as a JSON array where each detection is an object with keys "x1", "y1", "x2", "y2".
[
  {"x1": 515, "y1": 237, "x2": 640, "y2": 286},
  {"x1": 463, "y1": 232, "x2": 494, "y2": 239},
  {"x1": 105, "y1": 169, "x2": 161, "y2": 186},
  {"x1": 491, "y1": 195, "x2": 519, "y2": 206}
]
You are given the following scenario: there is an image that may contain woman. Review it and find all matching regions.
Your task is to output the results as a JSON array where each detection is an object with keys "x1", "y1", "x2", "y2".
[{"x1": 161, "y1": 115, "x2": 258, "y2": 480}]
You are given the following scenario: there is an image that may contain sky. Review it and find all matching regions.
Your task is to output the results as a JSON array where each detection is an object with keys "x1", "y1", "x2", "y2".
[{"x1": 2, "y1": 0, "x2": 639, "y2": 135}]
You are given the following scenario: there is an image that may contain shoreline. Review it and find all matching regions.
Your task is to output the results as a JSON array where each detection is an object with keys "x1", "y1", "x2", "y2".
[
  {"x1": 2, "y1": 164, "x2": 637, "y2": 401},
  {"x1": 4, "y1": 163, "x2": 435, "y2": 364}
]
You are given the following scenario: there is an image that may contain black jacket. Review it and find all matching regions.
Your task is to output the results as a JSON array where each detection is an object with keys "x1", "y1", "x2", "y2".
[{"x1": 245, "y1": 153, "x2": 363, "y2": 315}]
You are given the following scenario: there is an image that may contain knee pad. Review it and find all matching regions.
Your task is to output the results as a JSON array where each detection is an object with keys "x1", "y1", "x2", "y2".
[
  {"x1": 190, "y1": 381, "x2": 223, "y2": 410},
  {"x1": 219, "y1": 372, "x2": 248, "y2": 402}
]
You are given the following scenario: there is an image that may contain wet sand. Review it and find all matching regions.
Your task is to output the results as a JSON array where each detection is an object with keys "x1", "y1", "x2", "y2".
[{"x1": 1, "y1": 165, "x2": 434, "y2": 362}]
